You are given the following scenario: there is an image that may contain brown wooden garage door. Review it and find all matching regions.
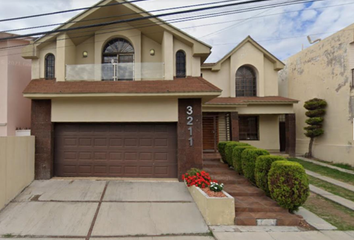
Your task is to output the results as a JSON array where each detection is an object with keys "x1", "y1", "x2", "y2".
[{"x1": 54, "y1": 123, "x2": 177, "y2": 178}]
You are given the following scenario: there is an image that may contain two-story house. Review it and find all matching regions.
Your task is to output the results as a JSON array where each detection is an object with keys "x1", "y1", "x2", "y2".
[
  {"x1": 21, "y1": 0, "x2": 297, "y2": 180},
  {"x1": 0, "y1": 33, "x2": 32, "y2": 136},
  {"x1": 201, "y1": 37, "x2": 298, "y2": 154}
]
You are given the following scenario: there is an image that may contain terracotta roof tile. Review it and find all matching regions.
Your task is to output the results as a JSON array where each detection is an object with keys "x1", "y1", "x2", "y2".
[
  {"x1": 205, "y1": 97, "x2": 298, "y2": 105},
  {"x1": 23, "y1": 77, "x2": 222, "y2": 95}
]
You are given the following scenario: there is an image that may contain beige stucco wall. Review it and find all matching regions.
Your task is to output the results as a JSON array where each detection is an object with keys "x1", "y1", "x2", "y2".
[
  {"x1": 0, "y1": 40, "x2": 8, "y2": 136},
  {"x1": 76, "y1": 37, "x2": 95, "y2": 65},
  {"x1": 202, "y1": 42, "x2": 280, "y2": 98},
  {"x1": 202, "y1": 59, "x2": 231, "y2": 97},
  {"x1": 0, "y1": 136, "x2": 35, "y2": 210},
  {"x1": 241, "y1": 114, "x2": 280, "y2": 151},
  {"x1": 279, "y1": 24, "x2": 354, "y2": 165},
  {"x1": 31, "y1": 28, "x2": 203, "y2": 81},
  {"x1": 51, "y1": 98, "x2": 178, "y2": 122},
  {"x1": 141, "y1": 35, "x2": 162, "y2": 63},
  {"x1": 237, "y1": 104, "x2": 294, "y2": 115},
  {"x1": 173, "y1": 39, "x2": 192, "y2": 77},
  {"x1": 33, "y1": 42, "x2": 56, "y2": 80}
]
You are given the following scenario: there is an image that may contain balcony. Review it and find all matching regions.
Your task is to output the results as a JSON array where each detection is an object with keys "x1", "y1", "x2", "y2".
[{"x1": 65, "y1": 62, "x2": 165, "y2": 81}]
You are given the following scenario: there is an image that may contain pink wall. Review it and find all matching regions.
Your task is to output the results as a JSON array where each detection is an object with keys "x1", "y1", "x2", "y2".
[
  {"x1": 7, "y1": 39, "x2": 32, "y2": 136},
  {"x1": 0, "y1": 34, "x2": 31, "y2": 136}
]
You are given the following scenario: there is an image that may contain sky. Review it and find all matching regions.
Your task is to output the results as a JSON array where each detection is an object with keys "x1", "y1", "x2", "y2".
[{"x1": 0, "y1": 0, "x2": 354, "y2": 62}]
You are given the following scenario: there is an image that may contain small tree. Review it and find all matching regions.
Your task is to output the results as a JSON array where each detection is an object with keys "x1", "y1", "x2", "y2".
[{"x1": 304, "y1": 98, "x2": 327, "y2": 158}]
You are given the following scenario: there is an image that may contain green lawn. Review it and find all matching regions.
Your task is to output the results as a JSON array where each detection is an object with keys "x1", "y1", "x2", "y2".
[
  {"x1": 312, "y1": 158, "x2": 354, "y2": 171},
  {"x1": 308, "y1": 176, "x2": 354, "y2": 202},
  {"x1": 288, "y1": 158, "x2": 354, "y2": 185},
  {"x1": 304, "y1": 193, "x2": 354, "y2": 230}
]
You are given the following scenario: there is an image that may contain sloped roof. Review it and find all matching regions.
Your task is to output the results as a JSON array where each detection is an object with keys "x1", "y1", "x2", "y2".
[
  {"x1": 202, "y1": 36, "x2": 285, "y2": 71},
  {"x1": 34, "y1": 0, "x2": 211, "y2": 56},
  {"x1": 23, "y1": 77, "x2": 221, "y2": 95},
  {"x1": 205, "y1": 96, "x2": 298, "y2": 105}
]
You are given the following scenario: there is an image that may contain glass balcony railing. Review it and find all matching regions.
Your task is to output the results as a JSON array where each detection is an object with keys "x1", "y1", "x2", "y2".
[{"x1": 65, "y1": 62, "x2": 164, "y2": 81}]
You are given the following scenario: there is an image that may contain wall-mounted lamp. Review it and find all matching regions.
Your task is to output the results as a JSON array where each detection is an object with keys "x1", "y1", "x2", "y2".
[
  {"x1": 82, "y1": 51, "x2": 88, "y2": 58},
  {"x1": 150, "y1": 49, "x2": 155, "y2": 56}
]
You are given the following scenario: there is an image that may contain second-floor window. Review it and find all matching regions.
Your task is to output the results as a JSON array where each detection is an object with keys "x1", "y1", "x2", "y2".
[
  {"x1": 236, "y1": 66, "x2": 257, "y2": 97},
  {"x1": 176, "y1": 50, "x2": 186, "y2": 78},
  {"x1": 102, "y1": 38, "x2": 134, "y2": 81},
  {"x1": 45, "y1": 54, "x2": 55, "y2": 80}
]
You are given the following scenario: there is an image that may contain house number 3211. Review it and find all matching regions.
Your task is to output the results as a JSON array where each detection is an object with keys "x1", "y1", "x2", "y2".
[{"x1": 187, "y1": 106, "x2": 193, "y2": 147}]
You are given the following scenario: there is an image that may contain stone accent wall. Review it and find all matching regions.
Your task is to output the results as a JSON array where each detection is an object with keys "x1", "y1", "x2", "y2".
[
  {"x1": 178, "y1": 98, "x2": 202, "y2": 180},
  {"x1": 31, "y1": 100, "x2": 53, "y2": 180}
]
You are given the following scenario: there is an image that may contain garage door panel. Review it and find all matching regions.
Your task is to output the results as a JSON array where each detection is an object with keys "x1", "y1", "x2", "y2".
[{"x1": 54, "y1": 123, "x2": 177, "y2": 178}]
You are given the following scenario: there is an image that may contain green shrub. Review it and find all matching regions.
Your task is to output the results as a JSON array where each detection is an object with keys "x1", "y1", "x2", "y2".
[
  {"x1": 241, "y1": 149, "x2": 269, "y2": 183},
  {"x1": 232, "y1": 146, "x2": 256, "y2": 174},
  {"x1": 305, "y1": 117, "x2": 324, "y2": 125},
  {"x1": 305, "y1": 128, "x2": 324, "y2": 138},
  {"x1": 268, "y1": 161, "x2": 309, "y2": 212},
  {"x1": 225, "y1": 142, "x2": 249, "y2": 166},
  {"x1": 305, "y1": 109, "x2": 326, "y2": 117},
  {"x1": 255, "y1": 155, "x2": 286, "y2": 196},
  {"x1": 217, "y1": 141, "x2": 230, "y2": 163},
  {"x1": 304, "y1": 98, "x2": 327, "y2": 110}
]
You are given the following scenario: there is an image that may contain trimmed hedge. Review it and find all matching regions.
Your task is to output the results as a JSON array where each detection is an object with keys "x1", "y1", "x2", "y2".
[
  {"x1": 232, "y1": 145, "x2": 256, "y2": 174},
  {"x1": 241, "y1": 149, "x2": 269, "y2": 183},
  {"x1": 268, "y1": 161, "x2": 310, "y2": 212},
  {"x1": 255, "y1": 155, "x2": 287, "y2": 196},
  {"x1": 217, "y1": 141, "x2": 230, "y2": 163},
  {"x1": 225, "y1": 142, "x2": 249, "y2": 166}
]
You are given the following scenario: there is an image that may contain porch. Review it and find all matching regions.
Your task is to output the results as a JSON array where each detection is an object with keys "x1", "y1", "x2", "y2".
[{"x1": 202, "y1": 97, "x2": 298, "y2": 156}]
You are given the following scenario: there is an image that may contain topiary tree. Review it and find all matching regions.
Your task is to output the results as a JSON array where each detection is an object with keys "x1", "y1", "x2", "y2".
[
  {"x1": 232, "y1": 145, "x2": 256, "y2": 175},
  {"x1": 217, "y1": 141, "x2": 230, "y2": 163},
  {"x1": 241, "y1": 148, "x2": 269, "y2": 183},
  {"x1": 225, "y1": 142, "x2": 249, "y2": 166},
  {"x1": 255, "y1": 155, "x2": 286, "y2": 196},
  {"x1": 268, "y1": 161, "x2": 309, "y2": 212},
  {"x1": 304, "y1": 98, "x2": 327, "y2": 158}
]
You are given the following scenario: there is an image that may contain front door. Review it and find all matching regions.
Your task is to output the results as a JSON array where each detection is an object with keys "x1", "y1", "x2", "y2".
[{"x1": 202, "y1": 115, "x2": 219, "y2": 152}]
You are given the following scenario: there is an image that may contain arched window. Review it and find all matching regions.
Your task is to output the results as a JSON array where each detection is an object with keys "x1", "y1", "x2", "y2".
[
  {"x1": 45, "y1": 54, "x2": 55, "y2": 80},
  {"x1": 176, "y1": 50, "x2": 186, "y2": 78},
  {"x1": 236, "y1": 66, "x2": 257, "y2": 97},
  {"x1": 102, "y1": 38, "x2": 134, "y2": 81}
]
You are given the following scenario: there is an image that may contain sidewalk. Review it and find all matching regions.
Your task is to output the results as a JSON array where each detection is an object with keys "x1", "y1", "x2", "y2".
[
  {"x1": 310, "y1": 185, "x2": 354, "y2": 211},
  {"x1": 211, "y1": 226, "x2": 354, "y2": 240},
  {"x1": 306, "y1": 170, "x2": 354, "y2": 192}
]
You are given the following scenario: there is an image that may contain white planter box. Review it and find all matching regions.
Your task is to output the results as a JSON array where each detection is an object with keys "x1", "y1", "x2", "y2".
[
  {"x1": 187, "y1": 184, "x2": 235, "y2": 226},
  {"x1": 15, "y1": 130, "x2": 31, "y2": 136}
]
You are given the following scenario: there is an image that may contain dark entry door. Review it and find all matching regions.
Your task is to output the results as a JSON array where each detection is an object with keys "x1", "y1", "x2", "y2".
[
  {"x1": 203, "y1": 115, "x2": 219, "y2": 152},
  {"x1": 54, "y1": 123, "x2": 177, "y2": 178},
  {"x1": 279, "y1": 121, "x2": 286, "y2": 152}
]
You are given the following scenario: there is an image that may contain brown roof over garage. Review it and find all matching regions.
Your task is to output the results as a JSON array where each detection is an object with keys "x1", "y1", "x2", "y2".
[
  {"x1": 205, "y1": 96, "x2": 299, "y2": 105},
  {"x1": 23, "y1": 77, "x2": 221, "y2": 95}
]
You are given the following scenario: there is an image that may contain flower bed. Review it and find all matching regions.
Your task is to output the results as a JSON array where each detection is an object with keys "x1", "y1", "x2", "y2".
[
  {"x1": 187, "y1": 184, "x2": 235, "y2": 226},
  {"x1": 201, "y1": 188, "x2": 226, "y2": 198},
  {"x1": 183, "y1": 168, "x2": 235, "y2": 226}
]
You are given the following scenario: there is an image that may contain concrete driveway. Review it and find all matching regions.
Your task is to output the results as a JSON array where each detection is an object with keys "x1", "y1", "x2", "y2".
[{"x1": 0, "y1": 179, "x2": 213, "y2": 240}]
